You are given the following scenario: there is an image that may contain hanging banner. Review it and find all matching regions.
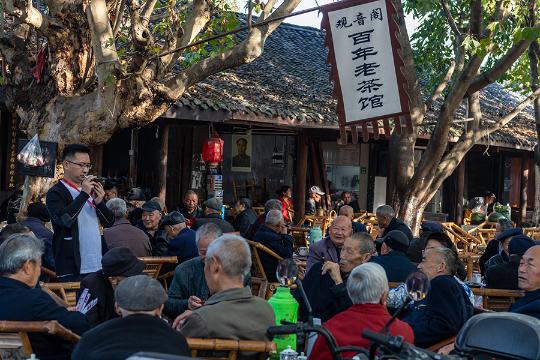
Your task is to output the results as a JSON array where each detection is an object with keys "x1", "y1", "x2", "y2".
[{"x1": 321, "y1": 0, "x2": 411, "y2": 143}]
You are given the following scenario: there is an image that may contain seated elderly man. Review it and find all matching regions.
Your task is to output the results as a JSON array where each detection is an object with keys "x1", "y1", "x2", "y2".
[
  {"x1": 310, "y1": 263, "x2": 414, "y2": 360},
  {"x1": 297, "y1": 233, "x2": 375, "y2": 322},
  {"x1": 375, "y1": 205, "x2": 413, "y2": 243},
  {"x1": 306, "y1": 215, "x2": 353, "y2": 272},
  {"x1": 176, "y1": 235, "x2": 275, "y2": 342},
  {"x1": 253, "y1": 209, "x2": 294, "y2": 282},
  {"x1": 0, "y1": 234, "x2": 90, "y2": 359},
  {"x1": 486, "y1": 235, "x2": 536, "y2": 290},
  {"x1": 339, "y1": 205, "x2": 367, "y2": 234},
  {"x1": 233, "y1": 198, "x2": 257, "y2": 238},
  {"x1": 192, "y1": 197, "x2": 235, "y2": 233},
  {"x1": 245, "y1": 199, "x2": 282, "y2": 240},
  {"x1": 163, "y1": 211, "x2": 198, "y2": 264},
  {"x1": 138, "y1": 200, "x2": 169, "y2": 256},
  {"x1": 104, "y1": 198, "x2": 152, "y2": 257},
  {"x1": 164, "y1": 223, "x2": 222, "y2": 318},
  {"x1": 370, "y1": 230, "x2": 416, "y2": 282},
  {"x1": 78, "y1": 247, "x2": 145, "y2": 326},
  {"x1": 479, "y1": 218, "x2": 519, "y2": 275},
  {"x1": 510, "y1": 245, "x2": 540, "y2": 319},
  {"x1": 404, "y1": 247, "x2": 473, "y2": 348},
  {"x1": 72, "y1": 275, "x2": 190, "y2": 360}
]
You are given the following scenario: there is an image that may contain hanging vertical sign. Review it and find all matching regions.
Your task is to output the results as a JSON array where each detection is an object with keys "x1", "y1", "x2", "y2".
[{"x1": 321, "y1": 0, "x2": 411, "y2": 143}]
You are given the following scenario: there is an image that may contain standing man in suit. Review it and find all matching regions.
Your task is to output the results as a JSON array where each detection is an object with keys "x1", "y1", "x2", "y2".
[{"x1": 46, "y1": 144, "x2": 115, "y2": 282}]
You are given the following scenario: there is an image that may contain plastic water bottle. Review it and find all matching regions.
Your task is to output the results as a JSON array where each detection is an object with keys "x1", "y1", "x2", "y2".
[
  {"x1": 308, "y1": 226, "x2": 323, "y2": 244},
  {"x1": 268, "y1": 287, "x2": 299, "y2": 356}
]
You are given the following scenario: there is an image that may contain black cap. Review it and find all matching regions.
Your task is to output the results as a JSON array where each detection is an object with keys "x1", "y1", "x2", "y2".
[
  {"x1": 27, "y1": 202, "x2": 50, "y2": 223},
  {"x1": 162, "y1": 211, "x2": 186, "y2": 226},
  {"x1": 509, "y1": 235, "x2": 536, "y2": 256},
  {"x1": 101, "y1": 247, "x2": 145, "y2": 277},
  {"x1": 382, "y1": 230, "x2": 410, "y2": 253},
  {"x1": 141, "y1": 200, "x2": 161, "y2": 213},
  {"x1": 127, "y1": 188, "x2": 146, "y2": 201}
]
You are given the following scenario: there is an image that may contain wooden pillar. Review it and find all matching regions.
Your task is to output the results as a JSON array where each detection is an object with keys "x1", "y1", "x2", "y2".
[
  {"x1": 520, "y1": 154, "x2": 529, "y2": 224},
  {"x1": 158, "y1": 123, "x2": 169, "y2": 201},
  {"x1": 295, "y1": 133, "x2": 308, "y2": 222},
  {"x1": 92, "y1": 145, "x2": 103, "y2": 176},
  {"x1": 129, "y1": 128, "x2": 139, "y2": 187},
  {"x1": 456, "y1": 160, "x2": 465, "y2": 224}
]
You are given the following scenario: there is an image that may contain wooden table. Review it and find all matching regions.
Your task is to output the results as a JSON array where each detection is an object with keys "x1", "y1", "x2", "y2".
[{"x1": 288, "y1": 226, "x2": 310, "y2": 249}]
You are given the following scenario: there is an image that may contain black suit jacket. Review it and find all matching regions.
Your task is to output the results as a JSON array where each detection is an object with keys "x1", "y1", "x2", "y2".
[{"x1": 46, "y1": 181, "x2": 114, "y2": 276}]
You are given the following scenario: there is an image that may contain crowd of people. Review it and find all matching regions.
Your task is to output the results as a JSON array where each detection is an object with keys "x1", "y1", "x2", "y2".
[{"x1": 1, "y1": 143, "x2": 540, "y2": 359}]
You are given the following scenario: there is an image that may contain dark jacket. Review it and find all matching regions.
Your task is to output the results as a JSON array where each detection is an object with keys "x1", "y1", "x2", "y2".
[
  {"x1": 485, "y1": 255, "x2": 520, "y2": 290},
  {"x1": 46, "y1": 181, "x2": 115, "y2": 277},
  {"x1": 245, "y1": 214, "x2": 265, "y2": 240},
  {"x1": 176, "y1": 203, "x2": 203, "y2": 227},
  {"x1": 103, "y1": 218, "x2": 152, "y2": 257},
  {"x1": 479, "y1": 228, "x2": 523, "y2": 275},
  {"x1": 0, "y1": 276, "x2": 90, "y2": 360},
  {"x1": 72, "y1": 313, "x2": 190, "y2": 360},
  {"x1": 138, "y1": 225, "x2": 169, "y2": 256},
  {"x1": 509, "y1": 288, "x2": 540, "y2": 320},
  {"x1": 233, "y1": 209, "x2": 257, "y2": 238},
  {"x1": 192, "y1": 213, "x2": 235, "y2": 233},
  {"x1": 404, "y1": 274, "x2": 473, "y2": 348},
  {"x1": 352, "y1": 221, "x2": 367, "y2": 234},
  {"x1": 167, "y1": 227, "x2": 198, "y2": 264},
  {"x1": 21, "y1": 217, "x2": 55, "y2": 270},
  {"x1": 305, "y1": 198, "x2": 317, "y2": 216},
  {"x1": 78, "y1": 271, "x2": 117, "y2": 326},
  {"x1": 370, "y1": 251, "x2": 417, "y2": 283},
  {"x1": 253, "y1": 225, "x2": 294, "y2": 282},
  {"x1": 294, "y1": 261, "x2": 351, "y2": 322},
  {"x1": 383, "y1": 217, "x2": 414, "y2": 243},
  {"x1": 306, "y1": 236, "x2": 340, "y2": 273}
]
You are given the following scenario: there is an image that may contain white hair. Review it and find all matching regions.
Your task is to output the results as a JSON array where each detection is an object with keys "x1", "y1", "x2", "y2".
[
  {"x1": 265, "y1": 209, "x2": 283, "y2": 226},
  {"x1": 106, "y1": 198, "x2": 127, "y2": 219},
  {"x1": 195, "y1": 223, "x2": 223, "y2": 246},
  {"x1": 376, "y1": 205, "x2": 395, "y2": 220},
  {"x1": 0, "y1": 234, "x2": 44, "y2": 275},
  {"x1": 206, "y1": 234, "x2": 251, "y2": 280},
  {"x1": 347, "y1": 262, "x2": 388, "y2": 304}
]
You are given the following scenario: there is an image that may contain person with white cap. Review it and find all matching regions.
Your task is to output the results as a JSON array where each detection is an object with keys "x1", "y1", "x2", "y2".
[
  {"x1": 72, "y1": 275, "x2": 190, "y2": 360},
  {"x1": 306, "y1": 185, "x2": 325, "y2": 216}
]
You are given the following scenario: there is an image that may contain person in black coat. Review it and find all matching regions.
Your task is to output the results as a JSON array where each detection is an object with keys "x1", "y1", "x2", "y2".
[
  {"x1": 375, "y1": 205, "x2": 414, "y2": 243},
  {"x1": 46, "y1": 144, "x2": 115, "y2": 281},
  {"x1": 370, "y1": 230, "x2": 417, "y2": 283},
  {"x1": 479, "y1": 218, "x2": 519, "y2": 275},
  {"x1": 0, "y1": 234, "x2": 90, "y2": 360},
  {"x1": 78, "y1": 247, "x2": 145, "y2": 326},
  {"x1": 20, "y1": 202, "x2": 55, "y2": 270},
  {"x1": 175, "y1": 189, "x2": 203, "y2": 228},
  {"x1": 192, "y1": 198, "x2": 235, "y2": 233},
  {"x1": 405, "y1": 247, "x2": 473, "y2": 348},
  {"x1": 253, "y1": 210, "x2": 294, "y2": 282},
  {"x1": 138, "y1": 200, "x2": 169, "y2": 256},
  {"x1": 72, "y1": 275, "x2": 190, "y2": 360},
  {"x1": 486, "y1": 235, "x2": 536, "y2": 290},
  {"x1": 232, "y1": 198, "x2": 257, "y2": 238}
]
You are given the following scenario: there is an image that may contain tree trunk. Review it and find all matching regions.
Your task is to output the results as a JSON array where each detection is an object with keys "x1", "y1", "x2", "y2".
[
  {"x1": 529, "y1": 40, "x2": 540, "y2": 224},
  {"x1": 397, "y1": 192, "x2": 429, "y2": 236}
]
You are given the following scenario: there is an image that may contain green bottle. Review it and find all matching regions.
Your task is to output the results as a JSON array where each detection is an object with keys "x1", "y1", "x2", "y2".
[{"x1": 268, "y1": 286, "x2": 299, "y2": 357}]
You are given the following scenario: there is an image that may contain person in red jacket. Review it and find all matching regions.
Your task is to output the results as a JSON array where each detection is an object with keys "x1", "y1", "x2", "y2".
[
  {"x1": 277, "y1": 185, "x2": 294, "y2": 223},
  {"x1": 309, "y1": 262, "x2": 414, "y2": 359}
]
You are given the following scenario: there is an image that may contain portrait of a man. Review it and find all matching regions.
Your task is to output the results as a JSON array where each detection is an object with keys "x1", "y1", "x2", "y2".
[{"x1": 231, "y1": 135, "x2": 251, "y2": 171}]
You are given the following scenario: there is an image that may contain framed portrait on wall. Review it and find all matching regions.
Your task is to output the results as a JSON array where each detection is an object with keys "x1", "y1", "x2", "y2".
[{"x1": 231, "y1": 133, "x2": 252, "y2": 172}]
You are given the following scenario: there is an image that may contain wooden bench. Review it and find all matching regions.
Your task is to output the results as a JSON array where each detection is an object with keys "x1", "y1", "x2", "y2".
[
  {"x1": 0, "y1": 320, "x2": 80, "y2": 359},
  {"x1": 441, "y1": 222, "x2": 483, "y2": 251},
  {"x1": 471, "y1": 288, "x2": 524, "y2": 312},
  {"x1": 41, "y1": 282, "x2": 81, "y2": 307},
  {"x1": 138, "y1": 256, "x2": 178, "y2": 279},
  {"x1": 187, "y1": 338, "x2": 276, "y2": 360}
]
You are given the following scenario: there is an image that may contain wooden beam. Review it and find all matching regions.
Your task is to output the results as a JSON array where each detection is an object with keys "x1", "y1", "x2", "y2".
[
  {"x1": 129, "y1": 128, "x2": 139, "y2": 187},
  {"x1": 456, "y1": 159, "x2": 465, "y2": 224},
  {"x1": 295, "y1": 133, "x2": 308, "y2": 222},
  {"x1": 520, "y1": 154, "x2": 529, "y2": 224},
  {"x1": 158, "y1": 124, "x2": 170, "y2": 201}
]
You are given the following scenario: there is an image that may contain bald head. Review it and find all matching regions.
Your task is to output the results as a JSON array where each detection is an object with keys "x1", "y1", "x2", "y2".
[
  {"x1": 329, "y1": 216, "x2": 353, "y2": 247},
  {"x1": 339, "y1": 205, "x2": 354, "y2": 219},
  {"x1": 518, "y1": 245, "x2": 540, "y2": 292}
]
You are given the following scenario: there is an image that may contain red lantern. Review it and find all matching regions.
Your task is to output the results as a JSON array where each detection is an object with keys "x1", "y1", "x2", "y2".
[{"x1": 202, "y1": 132, "x2": 224, "y2": 167}]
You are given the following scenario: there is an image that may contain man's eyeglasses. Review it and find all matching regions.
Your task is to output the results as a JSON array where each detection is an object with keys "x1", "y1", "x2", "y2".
[{"x1": 66, "y1": 160, "x2": 92, "y2": 170}]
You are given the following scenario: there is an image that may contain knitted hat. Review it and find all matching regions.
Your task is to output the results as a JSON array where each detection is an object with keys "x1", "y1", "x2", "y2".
[
  {"x1": 382, "y1": 230, "x2": 410, "y2": 253},
  {"x1": 101, "y1": 247, "x2": 145, "y2": 277},
  {"x1": 508, "y1": 235, "x2": 536, "y2": 256}
]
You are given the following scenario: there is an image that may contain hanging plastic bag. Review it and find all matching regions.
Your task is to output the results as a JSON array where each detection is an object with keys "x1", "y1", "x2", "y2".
[{"x1": 17, "y1": 134, "x2": 45, "y2": 167}]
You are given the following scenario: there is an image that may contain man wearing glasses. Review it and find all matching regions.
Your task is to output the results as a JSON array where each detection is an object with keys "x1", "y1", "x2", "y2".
[{"x1": 46, "y1": 144, "x2": 115, "y2": 282}]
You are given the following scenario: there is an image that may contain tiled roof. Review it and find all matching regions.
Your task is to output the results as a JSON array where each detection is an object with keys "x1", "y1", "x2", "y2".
[{"x1": 179, "y1": 19, "x2": 537, "y2": 149}]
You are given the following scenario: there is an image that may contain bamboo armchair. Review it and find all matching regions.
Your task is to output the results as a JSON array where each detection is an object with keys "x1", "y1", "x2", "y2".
[
  {"x1": 246, "y1": 240, "x2": 283, "y2": 299},
  {"x1": 441, "y1": 222, "x2": 484, "y2": 251},
  {"x1": 250, "y1": 277, "x2": 268, "y2": 299},
  {"x1": 138, "y1": 256, "x2": 178, "y2": 279},
  {"x1": 426, "y1": 336, "x2": 456, "y2": 354},
  {"x1": 0, "y1": 320, "x2": 80, "y2": 359},
  {"x1": 41, "y1": 282, "x2": 80, "y2": 307},
  {"x1": 187, "y1": 338, "x2": 276, "y2": 360},
  {"x1": 471, "y1": 288, "x2": 524, "y2": 312},
  {"x1": 524, "y1": 227, "x2": 540, "y2": 240}
]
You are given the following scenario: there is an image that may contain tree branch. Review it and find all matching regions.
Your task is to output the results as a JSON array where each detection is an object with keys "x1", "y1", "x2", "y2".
[
  {"x1": 112, "y1": 0, "x2": 126, "y2": 37},
  {"x1": 3, "y1": 0, "x2": 62, "y2": 34},
  {"x1": 141, "y1": 0, "x2": 158, "y2": 28},
  {"x1": 483, "y1": 87, "x2": 540, "y2": 134},
  {"x1": 425, "y1": 59, "x2": 456, "y2": 109},
  {"x1": 260, "y1": 0, "x2": 278, "y2": 21},
  {"x1": 469, "y1": 0, "x2": 483, "y2": 36},
  {"x1": 440, "y1": 0, "x2": 461, "y2": 41}
]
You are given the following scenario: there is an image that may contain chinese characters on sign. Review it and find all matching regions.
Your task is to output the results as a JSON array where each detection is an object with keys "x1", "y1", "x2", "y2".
[{"x1": 323, "y1": 0, "x2": 408, "y2": 132}]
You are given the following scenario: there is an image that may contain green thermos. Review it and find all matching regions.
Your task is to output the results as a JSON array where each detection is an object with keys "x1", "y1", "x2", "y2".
[{"x1": 268, "y1": 286, "x2": 299, "y2": 355}]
